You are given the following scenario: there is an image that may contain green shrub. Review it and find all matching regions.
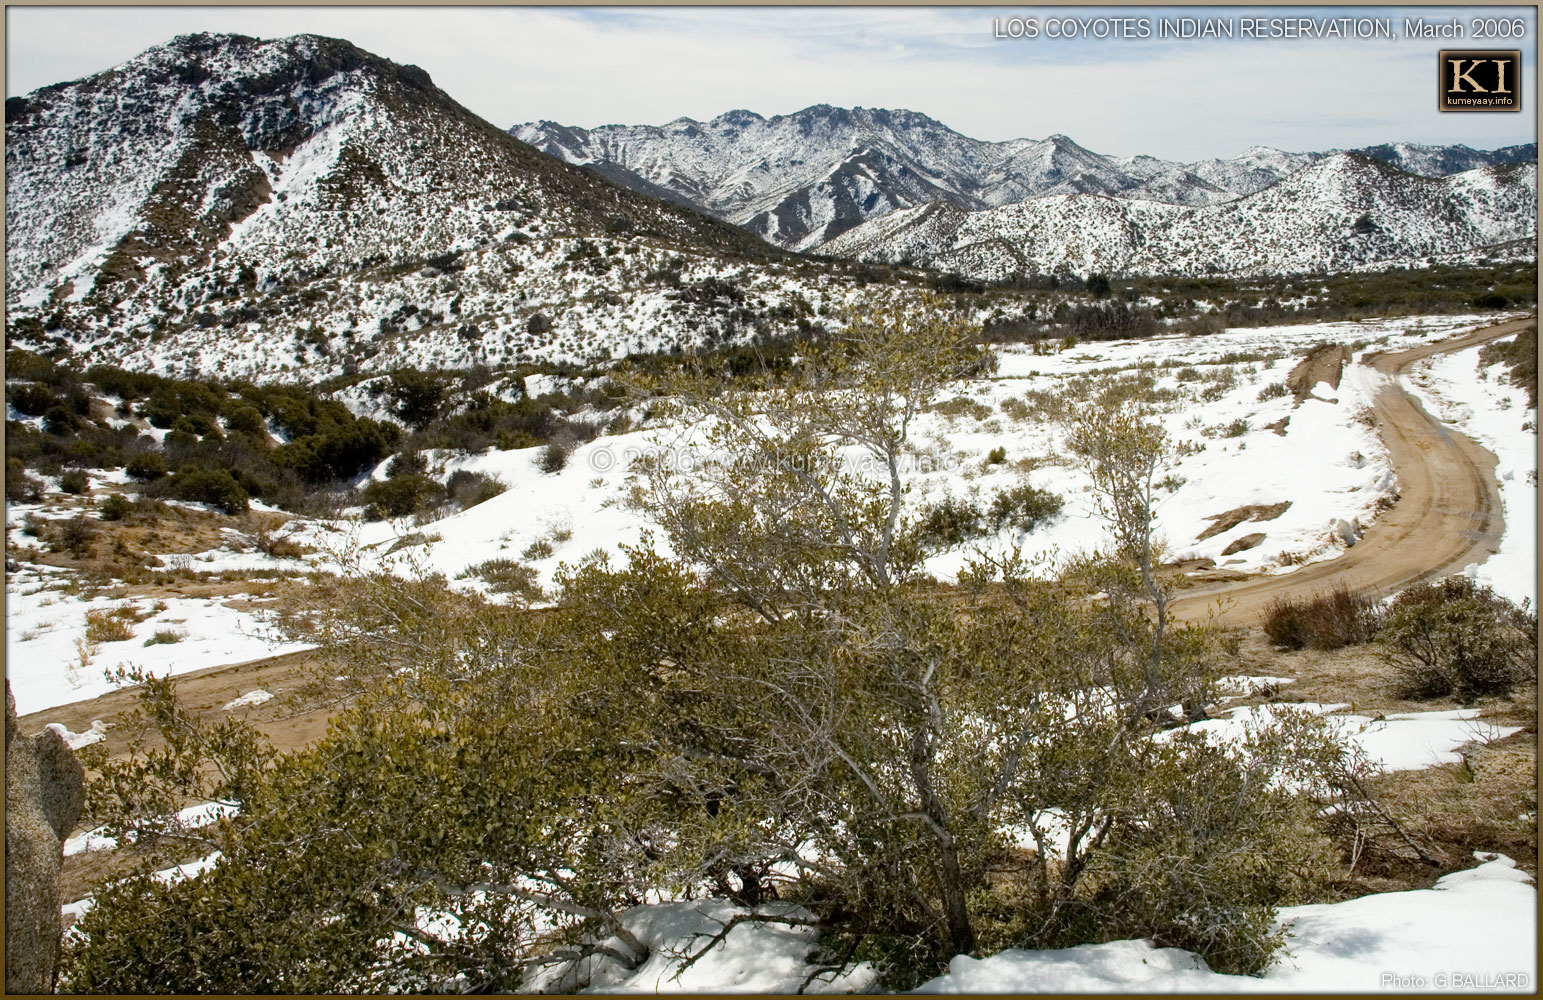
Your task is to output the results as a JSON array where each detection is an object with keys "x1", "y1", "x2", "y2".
[
  {"x1": 910, "y1": 495, "x2": 984, "y2": 550},
  {"x1": 458, "y1": 557, "x2": 545, "y2": 603},
  {"x1": 538, "y1": 442, "x2": 570, "y2": 474},
  {"x1": 987, "y1": 483, "x2": 1063, "y2": 534},
  {"x1": 984, "y1": 446, "x2": 1007, "y2": 466},
  {"x1": 444, "y1": 470, "x2": 506, "y2": 510},
  {"x1": 126, "y1": 452, "x2": 168, "y2": 481},
  {"x1": 360, "y1": 474, "x2": 443, "y2": 520},
  {"x1": 1380, "y1": 577, "x2": 1536, "y2": 701},
  {"x1": 1257, "y1": 382, "x2": 1289, "y2": 402},
  {"x1": 8, "y1": 382, "x2": 58, "y2": 417},
  {"x1": 99, "y1": 493, "x2": 133, "y2": 521},
  {"x1": 170, "y1": 468, "x2": 249, "y2": 515},
  {"x1": 522, "y1": 538, "x2": 555, "y2": 560},
  {"x1": 52, "y1": 516, "x2": 97, "y2": 555},
  {"x1": 1262, "y1": 584, "x2": 1381, "y2": 650},
  {"x1": 385, "y1": 451, "x2": 428, "y2": 479},
  {"x1": 59, "y1": 469, "x2": 91, "y2": 495},
  {"x1": 5, "y1": 458, "x2": 43, "y2": 502}
]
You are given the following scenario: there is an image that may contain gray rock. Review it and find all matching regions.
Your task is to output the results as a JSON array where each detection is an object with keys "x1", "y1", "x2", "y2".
[{"x1": 6, "y1": 681, "x2": 86, "y2": 993}]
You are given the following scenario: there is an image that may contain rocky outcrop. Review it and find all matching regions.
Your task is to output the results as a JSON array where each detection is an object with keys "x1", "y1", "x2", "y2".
[{"x1": 6, "y1": 682, "x2": 86, "y2": 994}]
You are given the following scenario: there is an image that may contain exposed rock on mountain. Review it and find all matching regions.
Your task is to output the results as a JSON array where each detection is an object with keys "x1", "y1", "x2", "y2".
[
  {"x1": 513, "y1": 106, "x2": 1536, "y2": 251},
  {"x1": 5, "y1": 34, "x2": 847, "y2": 379},
  {"x1": 819, "y1": 154, "x2": 1537, "y2": 280}
]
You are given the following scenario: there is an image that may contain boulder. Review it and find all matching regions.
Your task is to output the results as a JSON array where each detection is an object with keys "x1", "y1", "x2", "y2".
[{"x1": 6, "y1": 682, "x2": 86, "y2": 993}]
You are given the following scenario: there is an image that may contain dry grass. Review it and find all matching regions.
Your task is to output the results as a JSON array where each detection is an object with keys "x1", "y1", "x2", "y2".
[{"x1": 83, "y1": 604, "x2": 153, "y2": 643}]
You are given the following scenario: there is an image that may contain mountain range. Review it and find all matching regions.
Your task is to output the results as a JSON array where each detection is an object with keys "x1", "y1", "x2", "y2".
[
  {"x1": 512, "y1": 107, "x2": 1536, "y2": 251},
  {"x1": 823, "y1": 154, "x2": 1536, "y2": 281},
  {"x1": 4, "y1": 34, "x2": 845, "y2": 379},
  {"x1": 4, "y1": 33, "x2": 1536, "y2": 380}
]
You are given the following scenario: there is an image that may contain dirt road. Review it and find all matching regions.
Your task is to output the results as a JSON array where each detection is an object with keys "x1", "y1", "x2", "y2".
[
  {"x1": 1171, "y1": 315, "x2": 1533, "y2": 625},
  {"x1": 17, "y1": 317, "x2": 1534, "y2": 749}
]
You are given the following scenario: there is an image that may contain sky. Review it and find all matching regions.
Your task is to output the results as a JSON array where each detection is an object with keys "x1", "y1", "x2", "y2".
[{"x1": 4, "y1": 5, "x2": 1537, "y2": 160}]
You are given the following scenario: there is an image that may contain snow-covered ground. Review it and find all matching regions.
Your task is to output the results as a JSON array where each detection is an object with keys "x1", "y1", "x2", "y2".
[
  {"x1": 8, "y1": 312, "x2": 1532, "y2": 717},
  {"x1": 1403, "y1": 338, "x2": 1538, "y2": 605},
  {"x1": 5, "y1": 568, "x2": 311, "y2": 715},
  {"x1": 337, "y1": 313, "x2": 1508, "y2": 591},
  {"x1": 917, "y1": 854, "x2": 1535, "y2": 993},
  {"x1": 1167, "y1": 703, "x2": 1522, "y2": 773}
]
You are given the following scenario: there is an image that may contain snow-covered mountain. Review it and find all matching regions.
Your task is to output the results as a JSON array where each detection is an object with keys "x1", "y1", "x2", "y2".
[
  {"x1": 512, "y1": 107, "x2": 1536, "y2": 251},
  {"x1": 820, "y1": 154, "x2": 1537, "y2": 281},
  {"x1": 4, "y1": 34, "x2": 856, "y2": 380}
]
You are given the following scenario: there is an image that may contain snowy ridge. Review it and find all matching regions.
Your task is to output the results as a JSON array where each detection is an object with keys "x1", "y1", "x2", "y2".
[
  {"x1": 5, "y1": 33, "x2": 856, "y2": 379},
  {"x1": 821, "y1": 155, "x2": 1537, "y2": 280},
  {"x1": 513, "y1": 106, "x2": 1536, "y2": 251}
]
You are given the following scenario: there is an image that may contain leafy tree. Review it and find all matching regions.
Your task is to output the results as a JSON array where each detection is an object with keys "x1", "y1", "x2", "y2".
[
  {"x1": 381, "y1": 370, "x2": 452, "y2": 431},
  {"x1": 62, "y1": 297, "x2": 1356, "y2": 991}
]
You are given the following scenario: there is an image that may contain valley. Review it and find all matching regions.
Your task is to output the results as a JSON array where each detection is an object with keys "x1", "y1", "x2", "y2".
[{"x1": 4, "y1": 27, "x2": 1537, "y2": 996}]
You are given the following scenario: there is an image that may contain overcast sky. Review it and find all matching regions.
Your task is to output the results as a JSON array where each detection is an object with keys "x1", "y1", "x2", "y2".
[{"x1": 5, "y1": 5, "x2": 1537, "y2": 160}]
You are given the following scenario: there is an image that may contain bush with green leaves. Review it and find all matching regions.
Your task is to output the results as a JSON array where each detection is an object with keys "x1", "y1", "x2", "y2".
[
  {"x1": 5, "y1": 457, "x2": 43, "y2": 502},
  {"x1": 987, "y1": 483, "x2": 1063, "y2": 533},
  {"x1": 98, "y1": 493, "x2": 133, "y2": 521},
  {"x1": 360, "y1": 474, "x2": 444, "y2": 520},
  {"x1": 60, "y1": 299, "x2": 1357, "y2": 992},
  {"x1": 1380, "y1": 576, "x2": 1537, "y2": 702},
  {"x1": 167, "y1": 468, "x2": 249, "y2": 515},
  {"x1": 444, "y1": 470, "x2": 506, "y2": 510},
  {"x1": 124, "y1": 452, "x2": 168, "y2": 481},
  {"x1": 59, "y1": 469, "x2": 91, "y2": 495}
]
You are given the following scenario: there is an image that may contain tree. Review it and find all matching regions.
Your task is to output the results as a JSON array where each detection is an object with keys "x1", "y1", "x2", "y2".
[
  {"x1": 64, "y1": 298, "x2": 1355, "y2": 991},
  {"x1": 381, "y1": 369, "x2": 452, "y2": 431},
  {"x1": 1064, "y1": 399, "x2": 1203, "y2": 719}
]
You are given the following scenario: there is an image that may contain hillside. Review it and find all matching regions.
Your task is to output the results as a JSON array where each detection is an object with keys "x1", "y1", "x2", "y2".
[
  {"x1": 4, "y1": 34, "x2": 859, "y2": 380},
  {"x1": 512, "y1": 106, "x2": 1536, "y2": 250},
  {"x1": 820, "y1": 155, "x2": 1537, "y2": 280}
]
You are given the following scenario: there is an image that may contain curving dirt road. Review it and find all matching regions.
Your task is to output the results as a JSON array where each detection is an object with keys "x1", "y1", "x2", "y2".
[
  {"x1": 17, "y1": 317, "x2": 1535, "y2": 747},
  {"x1": 1171, "y1": 315, "x2": 1533, "y2": 626}
]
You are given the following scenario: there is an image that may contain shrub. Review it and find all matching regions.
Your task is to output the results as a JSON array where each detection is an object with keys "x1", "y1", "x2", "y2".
[
  {"x1": 1257, "y1": 382, "x2": 1289, "y2": 402},
  {"x1": 1221, "y1": 418, "x2": 1249, "y2": 438},
  {"x1": 256, "y1": 530, "x2": 307, "y2": 559},
  {"x1": 1380, "y1": 577, "x2": 1537, "y2": 702},
  {"x1": 987, "y1": 483, "x2": 1064, "y2": 534},
  {"x1": 171, "y1": 468, "x2": 249, "y2": 515},
  {"x1": 52, "y1": 516, "x2": 97, "y2": 555},
  {"x1": 459, "y1": 557, "x2": 546, "y2": 603},
  {"x1": 59, "y1": 469, "x2": 91, "y2": 495},
  {"x1": 360, "y1": 474, "x2": 443, "y2": 521},
  {"x1": 983, "y1": 446, "x2": 1007, "y2": 466},
  {"x1": 385, "y1": 451, "x2": 428, "y2": 479},
  {"x1": 522, "y1": 538, "x2": 555, "y2": 560},
  {"x1": 125, "y1": 452, "x2": 168, "y2": 481},
  {"x1": 5, "y1": 458, "x2": 43, "y2": 502},
  {"x1": 910, "y1": 495, "x2": 984, "y2": 550},
  {"x1": 8, "y1": 382, "x2": 58, "y2": 416},
  {"x1": 1262, "y1": 584, "x2": 1381, "y2": 650},
  {"x1": 144, "y1": 630, "x2": 183, "y2": 646},
  {"x1": 85, "y1": 607, "x2": 136, "y2": 643},
  {"x1": 538, "y1": 441, "x2": 570, "y2": 474},
  {"x1": 99, "y1": 493, "x2": 133, "y2": 521},
  {"x1": 444, "y1": 470, "x2": 506, "y2": 510}
]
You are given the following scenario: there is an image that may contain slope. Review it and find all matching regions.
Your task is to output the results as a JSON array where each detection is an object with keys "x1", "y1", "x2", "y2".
[{"x1": 4, "y1": 33, "x2": 852, "y2": 380}]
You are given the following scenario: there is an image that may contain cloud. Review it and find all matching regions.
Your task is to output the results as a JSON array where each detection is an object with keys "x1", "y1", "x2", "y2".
[{"x1": 5, "y1": 5, "x2": 1534, "y2": 160}]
